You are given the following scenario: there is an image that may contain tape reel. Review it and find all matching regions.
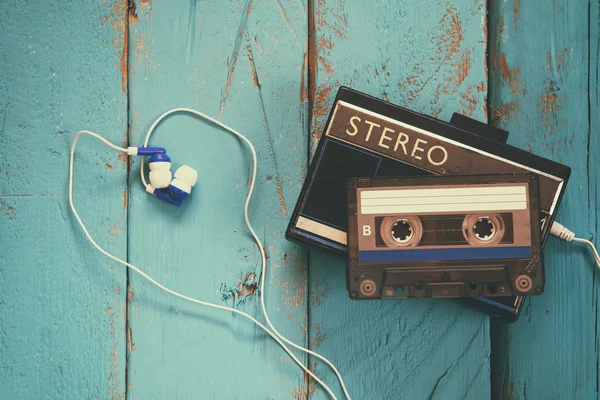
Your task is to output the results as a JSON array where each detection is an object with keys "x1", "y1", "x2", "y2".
[
  {"x1": 379, "y1": 216, "x2": 423, "y2": 247},
  {"x1": 379, "y1": 214, "x2": 507, "y2": 247},
  {"x1": 463, "y1": 214, "x2": 505, "y2": 245}
]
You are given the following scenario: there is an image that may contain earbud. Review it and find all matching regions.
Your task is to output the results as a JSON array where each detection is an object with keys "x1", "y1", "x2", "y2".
[
  {"x1": 171, "y1": 165, "x2": 199, "y2": 195},
  {"x1": 151, "y1": 165, "x2": 198, "y2": 206},
  {"x1": 128, "y1": 146, "x2": 198, "y2": 206},
  {"x1": 148, "y1": 153, "x2": 172, "y2": 189}
]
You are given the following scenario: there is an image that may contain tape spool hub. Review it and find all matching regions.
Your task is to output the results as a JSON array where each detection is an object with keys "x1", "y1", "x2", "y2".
[
  {"x1": 391, "y1": 219, "x2": 414, "y2": 244},
  {"x1": 463, "y1": 214, "x2": 505, "y2": 245},
  {"x1": 381, "y1": 216, "x2": 423, "y2": 247},
  {"x1": 473, "y1": 217, "x2": 496, "y2": 241}
]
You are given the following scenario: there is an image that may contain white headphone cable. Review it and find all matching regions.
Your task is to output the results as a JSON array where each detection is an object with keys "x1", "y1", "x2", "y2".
[
  {"x1": 70, "y1": 114, "x2": 350, "y2": 399},
  {"x1": 139, "y1": 108, "x2": 352, "y2": 400},
  {"x1": 551, "y1": 221, "x2": 600, "y2": 268}
]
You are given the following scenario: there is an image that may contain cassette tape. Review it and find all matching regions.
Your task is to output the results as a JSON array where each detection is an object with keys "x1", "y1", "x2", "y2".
[{"x1": 347, "y1": 174, "x2": 544, "y2": 299}]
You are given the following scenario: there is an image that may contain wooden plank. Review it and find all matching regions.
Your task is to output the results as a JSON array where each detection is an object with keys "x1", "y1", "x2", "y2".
[
  {"x1": 592, "y1": 3, "x2": 600, "y2": 397},
  {"x1": 307, "y1": 1, "x2": 491, "y2": 399},
  {"x1": 126, "y1": 0, "x2": 309, "y2": 397},
  {"x1": 0, "y1": 1, "x2": 128, "y2": 398},
  {"x1": 488, "y1": 1, "x2": 596, "y2": 398}
]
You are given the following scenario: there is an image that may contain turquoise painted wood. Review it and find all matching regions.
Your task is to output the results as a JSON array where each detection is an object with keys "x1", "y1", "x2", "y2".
[
  {"x1": 126, "y1": 0, "x2": 309, "y2": 398},
  {"x1": 0, "y1": 1, "x2": 128, "y2": 399},
  {"x1": 2, "y1": 0, "x2": 599, "y2": 399},
  {"x1": 488, "y1": 1, "x2": 597, "y2": 399},
  {"x1": 593, "y1": 5, "x2": 600, "y2": 399},
  {"x1": 307, "y1": 1, "x2": 491, "y2": 399}
]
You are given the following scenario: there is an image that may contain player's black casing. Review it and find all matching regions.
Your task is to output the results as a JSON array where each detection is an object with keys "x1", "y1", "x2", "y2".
[{"x1": 286, "y1": 87, "x2": 571, "y2": 322}]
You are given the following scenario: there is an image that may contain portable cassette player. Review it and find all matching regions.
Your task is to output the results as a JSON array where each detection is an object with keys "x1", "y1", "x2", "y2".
[{"x1": 286, "y1": 87, "x2": 571, "y2": 321}]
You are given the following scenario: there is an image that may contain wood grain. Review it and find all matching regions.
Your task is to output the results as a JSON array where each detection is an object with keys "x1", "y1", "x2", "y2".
[
  {"x1": 592, "y1": 4, "x2": 600, "y2": 398},
  {"x1": 126, "y1": 0, "x2": 309, "y2": 398},
  {"x1": 307, "y1": 1, "x2": 491, "y2": 399},
  {"x1": 489, "y1": 1, "x2": 597, "y2": 398},
  {"x1": 0, "y1": 1, "x2": 128, "y2": 398},
  {"x1": 2, "y1": 0, "x2": 598, "y2": 398}
]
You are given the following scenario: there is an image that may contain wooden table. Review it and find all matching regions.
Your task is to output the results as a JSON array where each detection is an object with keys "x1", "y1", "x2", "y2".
[{"x1": 1, "y1": 1, "x2": 597, "y2": 399}]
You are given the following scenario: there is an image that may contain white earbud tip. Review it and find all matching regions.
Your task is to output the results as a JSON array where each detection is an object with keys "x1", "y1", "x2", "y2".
[
  {"x1": 150, "y1": 170, "x2": 172, "y2": 189},
  {"x1": 149, "y1": 161, "x2": 171, "y2": 171},
  {"x1": 174, "y1": 165, "x2": 198, "y2": 187}
]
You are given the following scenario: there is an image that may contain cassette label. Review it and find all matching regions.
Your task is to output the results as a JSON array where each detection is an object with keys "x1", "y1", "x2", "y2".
[
  {"x1": 359, "y1": 185, "x2": 528, "y2": 214},
  {"x1": 347, "y1": 174, "x2": 544, "y2": 299}
]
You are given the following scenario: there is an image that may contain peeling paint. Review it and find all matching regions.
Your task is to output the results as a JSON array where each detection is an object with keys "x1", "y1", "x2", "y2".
[
  {"x1": 493, "y1": 101, "x2": 520, "y2": 126},
  {"x1": 128, "y1": 0, "x2": 138, "y2": 25},
  {"x1": 310, "y1": 324, "x2": 326, "y2": 349},
  {"x1": 398, "y1": 5, "x2": 471, "y2": 109},
  {"x1": 106, "y1": 302, "x2": 121, "y2": 398},
  {"x1": 455, "y1": 49, "x2": 471, "y2": 87},
  {"x1": 275, "y1": 0, "x2": 298, "y2": 42},
  {"x1": 317, "y1": 36, "x2": 334, "y2": 51},
  {"x1": 117, "y1": 152, "x2": 128, "y2": 169},
  {"x1": 318, "y1": 56, "x2": 333, "y2": 74},
  {"x1": 310, "y1": 281, "x2": 328, "y2": 307},
  {"x1": 276, "y1": 179, "x2": 287, "y2": 216},
  {"x1": 540, "y1": 92, "x2": 558, "y2": 113},
  {"x1": 219, "y1": 0, "x2": 253, "y2": 118},
  {"x1": 134, "y1": 32, "x2": 160, "y2": 71},
  {"x1": 497, "y1": 53, "x2": 520, "y2": 88},
  {"x1": 276, "y1": 250, "x2": 307, "y2": 312},
  {"x1": 280, "y1": 270, "x2": 306, "y2": 309},
  {"x1": 243, "y1": 44, "x2": 286, "y2": 219},
  {"x1": 119, "y1": 1, "x2": 128, "y2": 93},
  {"x1": 0, "y1": 199, "x2": 15, "y2": 221},
  {"x1": 315, "y1": 0, "x2": 348, "y2": 40},
  {"x1": 100, "y1": 1, "x2": 128, "y2": 93},
  {"x1": 220, "y1": 272, "x2": 259, "y2": 309},
  {"x1": 126, "y1": 325, "x2": 133, "y2": 353},
  {"x1": 459, "y1": 86, "x2": 477, "y2": 117},
  {"x1": 497, "y1": 14, "x2": 506, "y2": 36},
  {"x1": 247, "y1": 47, "x2": 261, "y2": 89},
  {"x1": 513, "y1": 0, "x2": 520, "y2": 25},
  {"x1": 538, "y1": 79, "x2": 564, "y2": 133},
  {"x1": 110, "y1": 218, "x2": 124, "y2": 239},
  {"x1": 312, "y1": 86, "x2": 332, "y2": 125},
  {"x1": 308, "y1": 1, "x2": 317, "y2": 119},
  {"x1": 300, "y1": 49, "x2": 308, "y2": 103},
  {"x1": 439, "y1": 6, "x2": 463, "y2": 62},
  {"x1": 288, "y1": 362, "x2": 318, "y2": 400},
  {"x1": 546, "y1": 49, "x2": 570, "y2": 73},
  {"x1": 309, "y1": 1, "x2": 348, "y2": 142},
  {"x1": 125, "y1": 284, "x2": 134, "y2": 358}
]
